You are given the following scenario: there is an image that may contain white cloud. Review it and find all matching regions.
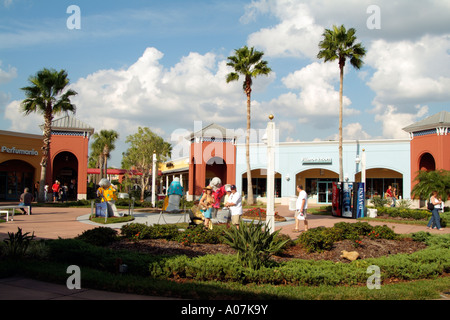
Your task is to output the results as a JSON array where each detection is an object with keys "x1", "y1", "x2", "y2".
[
  {"x1": 374, "y1": 105, "x2": 429, "y2": 139},
  {"x1": 244, "y1": 0, "x2": 323, "y2": 59},
  {"x1": 3, "y1": 0, "x2": 13, "y2": 8},
  {"x1": 69, "y1": 47, "x2": 269, "y2": 145},
  {"x1": 4, "y1": 100, "x2": 42, "y2": 134},
  {"x1": 0, "y1": 62, "x2": 17, "y2": 84},
  {"x1": 366, "y1": 35, "x2": 450, "y2": 107},
  {"x1": 326, "y1": 122, "x2": 371, "y2": 141},
  {"x1": 265, "y1": 62, "x2": 358, "y2": 122}
]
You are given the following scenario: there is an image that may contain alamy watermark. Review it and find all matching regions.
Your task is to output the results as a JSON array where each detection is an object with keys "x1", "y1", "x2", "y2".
[
  {"x1": 66, "y1": 5, "x2": 81, "y2": 30},
  {"x1": 66, "y1": 265, "x2": 81, "y2": 290},
  {"x1": 367, "y1": 265, "x2": 381, "y2": 290},
  {"x1": 367, "y1": 5, "x2": 381, "y2": 30}
]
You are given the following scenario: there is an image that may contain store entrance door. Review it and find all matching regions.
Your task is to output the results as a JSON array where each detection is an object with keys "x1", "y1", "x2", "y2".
[{"x1": 318, "y1": 181, "x2": 333, "y2": 204}]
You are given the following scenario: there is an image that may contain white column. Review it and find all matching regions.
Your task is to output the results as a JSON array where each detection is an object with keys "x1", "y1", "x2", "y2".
[
  {"x1": 152, "y1": 151, "x2": 156, "y2": 208},
  {"x1": 266, "y1": 115, "x2": 275, "y2": 234},
  {"x1": 361, "y1": 148, "x2": 366, "y2": 192}
]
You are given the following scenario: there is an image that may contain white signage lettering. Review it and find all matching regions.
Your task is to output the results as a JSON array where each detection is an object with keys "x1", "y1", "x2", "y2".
[
  {"x1": 302, "y1": 157, "x2": 332, "y2": 165},
  {"x1": 1, "y1": 146, "x2": 39, "y2": 156}
]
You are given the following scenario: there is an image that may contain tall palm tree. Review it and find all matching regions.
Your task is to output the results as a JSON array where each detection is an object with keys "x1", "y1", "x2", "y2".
[
  {"x1": 226, "y1": 46, "x2": 272, "y2": 205},
  {"x1": 317, "y1": 25, "x2": 366, "y2": 182},
  {"x1": 90, "y1": 130, "x2": 119, "y2": 180},
  {"x1": 21, "y1": 68, "x2": 77, "y2": 202}
]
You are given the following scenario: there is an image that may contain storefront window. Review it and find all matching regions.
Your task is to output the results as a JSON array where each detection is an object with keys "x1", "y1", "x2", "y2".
[
  {"x1": 242, "y1": 177, "x2": 282, "y2": 198},
  {"x1": 0, "y1": 160, "x2": 35, "y2": 201},
  {"x1": 366, "y1": 178, "x2": 403, "y2": 199}
]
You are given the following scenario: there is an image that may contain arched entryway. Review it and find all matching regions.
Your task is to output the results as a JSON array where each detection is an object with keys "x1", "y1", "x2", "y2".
[
  {"x1": 52, "y1": 151, "x2": 79, "y2": 200},
  {"x1": 242, "y1": 169, "x2": 282, "y2": 198},
  {"x1": 0, "y1": 160, "x2": 35, "y2": 200},
  {"x1": 205, "y1": 157, "x2": 227, "y2": 186},
  {"x1": 295, "y1": 169, "x2": 339, "y2": 204}
]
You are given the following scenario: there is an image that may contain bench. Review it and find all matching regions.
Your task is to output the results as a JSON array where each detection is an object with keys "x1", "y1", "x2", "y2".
[{"x1": 0, "y1": 205, "x2": 31, "y2": 222}]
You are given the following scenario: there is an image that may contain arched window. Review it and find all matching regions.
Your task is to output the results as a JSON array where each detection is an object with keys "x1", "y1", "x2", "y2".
[{"x1": 419, "y1": 153, "x2": 436, "y2": 172}]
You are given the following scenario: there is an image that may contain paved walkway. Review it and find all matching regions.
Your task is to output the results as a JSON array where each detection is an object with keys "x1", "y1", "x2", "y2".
[
  {"x1": 1, "y1": 204, "x2": 447, "y2": 240},
  {"x1": 0, "y1": 203, "x2": 448, "y2": 300}
]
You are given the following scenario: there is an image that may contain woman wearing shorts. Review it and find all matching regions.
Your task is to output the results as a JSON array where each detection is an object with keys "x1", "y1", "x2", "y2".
[{"x1": 199, "y1": 186, "x2": 214, "y2": 228}]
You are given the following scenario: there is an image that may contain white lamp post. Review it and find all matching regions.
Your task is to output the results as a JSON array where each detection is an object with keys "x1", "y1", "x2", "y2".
[
  {"x1": 356, "y1": 149, "x2": 366, "y2": 191},
  {"x1": 152, "y1": 150, "x2": 156, "y2": 208},
  {"x1": 264, "y1": 114, "x2": 275, "y2": 234}
]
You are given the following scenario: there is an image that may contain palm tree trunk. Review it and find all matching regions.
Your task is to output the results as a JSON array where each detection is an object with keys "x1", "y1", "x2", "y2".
[
  {"x1": 38, "y1": 106, "x2": 53, "y2": 202},
  {"x1": 246, "y1": 86, "x2": 254, "y2": 205},
  {"x1": 338, "y1": 61, "x2": 345, "y2": 182}
]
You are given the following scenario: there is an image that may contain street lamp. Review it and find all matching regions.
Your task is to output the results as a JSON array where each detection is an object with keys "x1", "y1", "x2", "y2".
[
  {"x1": 152, "y1": 150, "x2": 156, "y2": 208},
  {"x1": 264, "y1": 114, "x2": 275, "y2": 234}
]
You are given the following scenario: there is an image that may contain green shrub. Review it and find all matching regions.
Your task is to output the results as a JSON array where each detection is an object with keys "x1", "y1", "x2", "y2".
[
  {"x1": 370, "y1": 197, "x2": 390, "y2": 208},
  {"x1": 296, "y1": 227, "x2": 337, "y2": 253},
  {"x1": 120, "y1": 223, "x2": 149, "y2": 238},
  {"x1": 176, "y1": 224, "x2": 226, "y2": 246},
  {"x1": 76, "y1": 227, "x2": 119, "y2": 246},
  {"x1": 296, "y1": 222, "x2": 398, "y2": 253},
  {"x1": 46, "y1": 238, "x2": 162, "y2": 276},
  {"x1": 222, "y1": 221, "x2": 290, "y2": 270},
  {"x1": 372, "y1": 225, "x2": 398, "y2": 240},
  {"x1": 411, "y1": 231, "x2": 432, "y2": 243},
  {"x1": 145, "y1": 224, "x2": 180, "y2": 240},
  {"x1": 1, "y1": 227, "x2": 35, "y2": 258}
]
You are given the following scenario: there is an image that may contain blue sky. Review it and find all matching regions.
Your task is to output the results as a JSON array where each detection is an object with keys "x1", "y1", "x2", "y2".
[{"x1": 1, "y1": 0, "x2": 449, "y2": 167}]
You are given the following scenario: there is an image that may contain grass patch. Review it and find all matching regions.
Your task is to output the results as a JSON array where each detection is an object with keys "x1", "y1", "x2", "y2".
[{"x1": 89, "y1": 215, "x2": 135, "y2": 224}]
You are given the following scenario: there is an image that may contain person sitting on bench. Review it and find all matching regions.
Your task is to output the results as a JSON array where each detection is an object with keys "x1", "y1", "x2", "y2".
[{"x1": 19, "y1": 187, "x2": 34, "y2": 215}]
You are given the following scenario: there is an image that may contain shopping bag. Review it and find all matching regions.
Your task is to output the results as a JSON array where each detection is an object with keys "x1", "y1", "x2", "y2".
[
  {"x1": 95, "y1": 202, "x2": 108, "y2": 217},
  {"x1": 296, "y1": 210, "x2": 305, "y2": 220}
]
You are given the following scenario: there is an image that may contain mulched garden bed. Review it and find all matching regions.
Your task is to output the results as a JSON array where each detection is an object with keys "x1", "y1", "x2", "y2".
[
  {"x1": 242, "y1": 207, "x2": 287, "y2": 222},
  {"x1": 109, "y1": 236, "x2": 427, "y2": 263}
]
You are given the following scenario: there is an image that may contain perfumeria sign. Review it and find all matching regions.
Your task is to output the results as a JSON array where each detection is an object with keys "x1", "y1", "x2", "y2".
[{"x1": 1, "y1": 146, "x2": 39, "y2": 156}]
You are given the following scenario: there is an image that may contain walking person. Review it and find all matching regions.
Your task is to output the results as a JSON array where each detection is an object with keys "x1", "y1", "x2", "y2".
[
  {"x1": 427, "y1": 191, "x2": 444, "y2": 231},
  {"x1": 294, "y1": 185, "x2": 308, "y2": 232},
  {"x1": 224, "y1": 185, "x2": 243, "y2": 229}
]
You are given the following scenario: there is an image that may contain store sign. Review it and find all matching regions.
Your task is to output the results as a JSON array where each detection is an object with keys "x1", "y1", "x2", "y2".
[
  {"x1": 1, "y1": 146, "x2": 39, "y2": 156},
  {"x1": 302, "y1": 157, "x2": 332, "y2": 165}
]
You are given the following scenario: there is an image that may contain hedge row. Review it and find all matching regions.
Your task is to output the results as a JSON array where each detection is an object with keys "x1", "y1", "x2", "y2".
[{"x1": 376, "y1": 207, "x2": 449, "y2": 227}]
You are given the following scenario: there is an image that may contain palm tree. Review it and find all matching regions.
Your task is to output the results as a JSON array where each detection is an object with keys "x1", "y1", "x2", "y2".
[
  {"x1": 21, "y1": 68, "x2": 77, "y2": 202},
  {"x1": 226, "y1": 46, "x2": 272, "y2": 205},
  {"x1": 90, "y1": 130, "x2": 119, "y2": 180},
  {"x1": 317, "y1": 25, "x2": 366, "y2": 182},
  {"x1": 411, "y1": 169, "x2": 450, "y2": 201}
]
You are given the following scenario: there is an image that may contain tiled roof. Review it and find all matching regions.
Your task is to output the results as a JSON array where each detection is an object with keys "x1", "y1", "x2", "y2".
[
  {"x1": 402, "y1": 111, "x2": 450, "y2": 133},
  {"x1": 41, "y1": 115, "x2": 94, "y2": 134},
  {"x1": 187, "y1": 123, "x2": 240, "y2": 140}
]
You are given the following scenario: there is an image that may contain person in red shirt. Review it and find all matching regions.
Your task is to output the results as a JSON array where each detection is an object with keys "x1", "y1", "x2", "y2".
[{"x1": 52, "y1": 180, "x2": 60, "y2": 202}]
